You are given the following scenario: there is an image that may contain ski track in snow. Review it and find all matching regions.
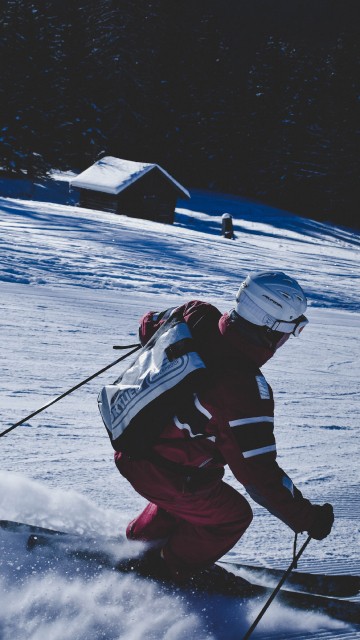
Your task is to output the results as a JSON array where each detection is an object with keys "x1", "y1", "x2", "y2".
[{"x1": 0, "y1": 186, "x2": 359, "y2": 639}]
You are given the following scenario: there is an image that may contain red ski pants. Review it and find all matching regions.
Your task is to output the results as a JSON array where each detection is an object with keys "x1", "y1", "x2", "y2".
[{"x1": 115, "y1": 454, "x2": 253, "y2": 575}]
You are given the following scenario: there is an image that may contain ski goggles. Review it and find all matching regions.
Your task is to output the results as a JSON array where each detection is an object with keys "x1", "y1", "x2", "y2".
[
  {"x1": 271, "y1": 315, "x2": 308, "y2": 349},
  {"x1": 292, "y1": 314, "x2": 309, "y2": 336},
  {"x1": 272, "y1": 314, "x2": 309, "y2": 336}
]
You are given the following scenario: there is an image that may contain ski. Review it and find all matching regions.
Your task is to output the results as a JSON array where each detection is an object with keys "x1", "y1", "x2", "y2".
[
  {"x1": 219, "y1": 560, "x2": 360, "y2": 598},
  {"x1": 1, "y1": 520, "x2": 359, "y2": 624},
  {"x1": 2, "y1": 520, "x2": 357, "y2": 597}
]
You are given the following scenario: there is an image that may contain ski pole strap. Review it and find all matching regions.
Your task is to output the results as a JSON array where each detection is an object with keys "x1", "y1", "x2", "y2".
[
  {"x1": 113, "y1": 343, "x2": 141, "y2": 350},
  {"x1": 165, "y1": 337, "x2": 195, "y2": 361},
  {"x1": 241, "y1": 535, "x2": 311, "y2": 640},
  {"x1": 0, "y1": 344, "x2": 141, "y2": 439}
]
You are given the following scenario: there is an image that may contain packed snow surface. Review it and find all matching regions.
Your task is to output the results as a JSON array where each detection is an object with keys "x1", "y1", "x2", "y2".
[{"x1": 0, "y1": 185, "x2": 359, "y2": 639}]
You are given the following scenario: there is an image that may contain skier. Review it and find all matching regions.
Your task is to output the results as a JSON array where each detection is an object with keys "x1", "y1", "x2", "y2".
[{"x1": 115, "y1": 271, "x2": 334, "y2": 583}]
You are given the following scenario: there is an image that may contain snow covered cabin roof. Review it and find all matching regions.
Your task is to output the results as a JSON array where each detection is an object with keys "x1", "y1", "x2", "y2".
[{"x1": 70, "y1": 157, "x2": 190, "y2": 199}]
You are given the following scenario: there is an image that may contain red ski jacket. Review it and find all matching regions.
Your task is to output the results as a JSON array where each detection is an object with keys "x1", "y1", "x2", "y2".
[{"x1": 136, "y1": 300, "x2": 315, "y2": 534}]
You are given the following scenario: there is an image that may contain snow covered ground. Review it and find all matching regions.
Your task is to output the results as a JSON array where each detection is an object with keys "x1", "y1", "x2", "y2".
[{"x1": 0, "y1": 183, "x2": 359, "y2": 639}]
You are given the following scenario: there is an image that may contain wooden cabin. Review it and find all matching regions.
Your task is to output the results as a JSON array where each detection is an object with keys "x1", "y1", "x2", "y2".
[{"x1": 69, "y1": 156, "x2": 190, "y2": 224}]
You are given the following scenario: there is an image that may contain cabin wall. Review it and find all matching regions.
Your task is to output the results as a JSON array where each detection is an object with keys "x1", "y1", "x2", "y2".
[
  {"x1": 79, "y1": 190, "x2": 118, "y2": 213},
  {"x1": 116, "y1": 168, "x2": 178, "y2": 223}
]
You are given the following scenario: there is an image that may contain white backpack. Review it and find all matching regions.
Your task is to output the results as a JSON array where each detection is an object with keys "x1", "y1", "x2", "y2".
[{"x1": 98, "y1": 314, "x2": 206, "y2": 457}]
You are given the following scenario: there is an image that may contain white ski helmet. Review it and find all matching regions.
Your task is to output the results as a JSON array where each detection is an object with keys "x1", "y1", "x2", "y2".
[{"x1": 235, "y1": 271, "x2": 308, "y2": 336}]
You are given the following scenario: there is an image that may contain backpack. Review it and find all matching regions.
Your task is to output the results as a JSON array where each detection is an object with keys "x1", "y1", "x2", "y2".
[{"x1": 97, "y1": 312, "x2": 207, "y2": 458}]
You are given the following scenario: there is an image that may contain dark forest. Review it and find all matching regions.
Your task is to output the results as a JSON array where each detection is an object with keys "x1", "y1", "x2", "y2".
[{"x1": 1, "y1": 0, "x2": 359, "y2": 226}]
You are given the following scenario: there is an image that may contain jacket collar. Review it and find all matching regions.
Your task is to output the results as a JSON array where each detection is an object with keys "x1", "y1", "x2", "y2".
[{"x1": 218, "y1": 312, "x2": 275, "y2": 368}]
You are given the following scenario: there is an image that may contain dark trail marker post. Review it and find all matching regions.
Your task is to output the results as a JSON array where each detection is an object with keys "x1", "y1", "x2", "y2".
[{"x1": 221, "y1": 213, "x2": 234, "y2": 239}]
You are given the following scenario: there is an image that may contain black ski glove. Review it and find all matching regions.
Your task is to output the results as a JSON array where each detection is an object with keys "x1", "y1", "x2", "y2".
[{"x1": 307, "y1": 503, "x2": 334, "y2": 540}]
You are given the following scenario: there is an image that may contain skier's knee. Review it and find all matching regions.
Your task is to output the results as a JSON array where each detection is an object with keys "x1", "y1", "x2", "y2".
[
  {"x1": 246, "y1": 503, "x2": 253, "y2": 527},
  {"x1": 240, "y1": 500, "x2": 253, "y2": 530},
  {"x1": 230, "y1": 502, "x2": 253, "y2": 547}
]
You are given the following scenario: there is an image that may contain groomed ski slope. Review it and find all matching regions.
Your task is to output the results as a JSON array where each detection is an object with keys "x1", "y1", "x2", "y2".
[{"x1": 0, "y1": 185, "x2": 359, "y2": 639}]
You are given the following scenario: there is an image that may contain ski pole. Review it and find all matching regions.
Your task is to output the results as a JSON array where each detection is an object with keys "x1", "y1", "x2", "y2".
[
  {"x1": 0, "y1": 344, "x2": 141, "y2": 439},
  {"x1": 241, "y1": 535, "x2": 311, "y2": 640}
]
